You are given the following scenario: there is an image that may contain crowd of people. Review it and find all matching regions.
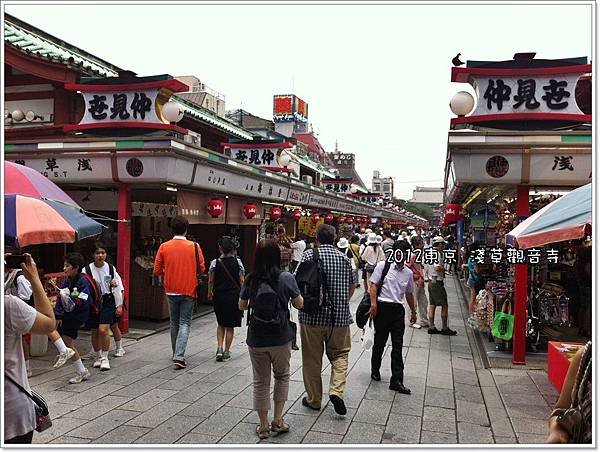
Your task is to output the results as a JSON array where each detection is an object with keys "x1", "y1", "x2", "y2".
[{"x1": 4, "y1": 216, "x2": 589, "y2": 444}]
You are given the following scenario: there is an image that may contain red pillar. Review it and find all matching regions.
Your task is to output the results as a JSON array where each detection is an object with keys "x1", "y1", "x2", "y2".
[
  {"x1": 117, "y1": 183, "x2": 132, "y2": 334},
  {"x1": 513, "y1": 184, "x2": 530, "y2": 365}
]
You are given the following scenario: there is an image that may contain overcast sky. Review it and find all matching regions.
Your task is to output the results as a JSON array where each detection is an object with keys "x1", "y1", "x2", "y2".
[{"x1": 5, "y1": 2, "x2": 593, "y2": 199}]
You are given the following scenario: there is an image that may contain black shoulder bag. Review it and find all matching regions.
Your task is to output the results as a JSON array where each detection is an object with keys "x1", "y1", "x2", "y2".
[
  {"x1": 5, "y1": 373, "x2": 52, "y2": 432},
  {"x1": 355, "y1": 260, "x2": 392, "y2": 329}
]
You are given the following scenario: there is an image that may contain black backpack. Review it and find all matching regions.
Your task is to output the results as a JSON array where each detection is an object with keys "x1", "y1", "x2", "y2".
[
  {"x1": 295, "y1": 248, "x2": 328, "y2": 315},
  {"x1": 247, "y1": 279, "x2": 286, "y2": 340}
]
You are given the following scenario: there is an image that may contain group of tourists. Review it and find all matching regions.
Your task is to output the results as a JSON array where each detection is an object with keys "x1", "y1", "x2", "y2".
[
  {"x1": 5, "y1": 243, "x2": 125, "y2": 387},
  {"x1": 150, "y1": 216, "x2": 459, "y2": 440}
]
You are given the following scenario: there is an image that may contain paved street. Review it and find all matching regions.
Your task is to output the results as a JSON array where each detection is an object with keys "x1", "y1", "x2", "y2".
[{"x1": 29, "y1": 276, "x2": 556, "y2": 445}]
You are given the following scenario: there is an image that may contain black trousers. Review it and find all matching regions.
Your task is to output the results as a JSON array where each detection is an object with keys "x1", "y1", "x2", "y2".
[
  {"x1": 5, "y1": 430, "x2": 34, "y2": 444},
  {"x1": 371, "y1": 302, "x2": 406, "y2": 384}
]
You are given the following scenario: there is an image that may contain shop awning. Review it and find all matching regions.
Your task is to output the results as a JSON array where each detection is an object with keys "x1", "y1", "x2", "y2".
[{"x1": 506, "y1": 183, "x2": 591, "y2": 249}]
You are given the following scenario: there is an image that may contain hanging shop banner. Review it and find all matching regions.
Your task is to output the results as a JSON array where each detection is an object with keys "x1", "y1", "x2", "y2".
[
  {"x1": 287, "y1": 188, "x2": 311, "y2": 205},
  {"x1": 320, "y1": 179, "x2": 355, "y2": 194},
  {"x1": 529, "y1": 154, "x2": 592, "y2": 185},
  {"x1": 177, "y1": 190, "x2": 225, "y2": 225},
  {"x1": 63, "y1": 78, "x2": 188, "y2": 132},
  {"x1": 451, "y1": 153, "x2": 523, "y2": 184},
  {"x1": 309, "y1": 193, "x2": 339, "y2": 210},
  {"x1": 10, "y1": 157, "x2": 114, "y2": 183},
  {"x1": 132, "y1": 202, "x2": 178, "y2": 218},
  {"x1": 298, "y1": 216, "x2": 324, "y2": 238},
  {"x1": 450, "y1": 63, "x2": 591, "y2": 125},
  {"x1": 226, "y1": 145, "x2": 291, "y2": 172}
]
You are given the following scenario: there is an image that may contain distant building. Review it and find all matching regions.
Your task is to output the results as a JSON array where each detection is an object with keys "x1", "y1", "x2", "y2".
[
  {"x1": 410, "y1": 186, "x2": 444, "y2": 222},
  {"x1": 175, "y1": 76, "x2": 226, "y2": 117},
  {"x1": 372, "y1": 170, "x2": 394, "y2": 198},
  {"x1": 327, "y1": 151, "x2": 368, "y2": 192}
]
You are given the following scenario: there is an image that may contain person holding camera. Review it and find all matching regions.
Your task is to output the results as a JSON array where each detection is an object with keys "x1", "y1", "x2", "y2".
[
  {"x1": 4, "y1": 254, "x2": 56, "y2": 443},
  {"x1": 368, "y1": 240, "x2": 417, "y2": 395},
  {"x1": 208, "y1": 236, "x2": 245, "y2": 362}
]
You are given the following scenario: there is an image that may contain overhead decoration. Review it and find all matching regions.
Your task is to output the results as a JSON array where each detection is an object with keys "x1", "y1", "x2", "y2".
[
  {"x1": 270, "y1": 206, "x2": 282, "y2": 220},
  {"x1": 207, "y1": 198, "x2": 224, "y2": 218},
  {"x1": 243, "y1": 202, "x2": 257, "y2": 219}
]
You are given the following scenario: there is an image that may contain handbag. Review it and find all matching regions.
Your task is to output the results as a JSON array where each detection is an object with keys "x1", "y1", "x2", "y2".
[
  {"x1": 355, "y1": 261, "x2": 392, "y2": 329},
  {"x1": 5, "y1": 372, "x2": 52, "y2": 432},
  {"x1": 492, "y1": 299, "x2": 514, "y2": 341},
  {"x1": 193, "y1": 242, "x2": 206, "y2": 300},
  {"x1": 361, "y1": 318, "x2": 374, "y2": 351}
]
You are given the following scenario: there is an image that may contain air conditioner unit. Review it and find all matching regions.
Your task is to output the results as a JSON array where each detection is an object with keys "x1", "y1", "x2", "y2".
[{"x1": 301, "y1": 175, "x2": 313, "y2": 185}]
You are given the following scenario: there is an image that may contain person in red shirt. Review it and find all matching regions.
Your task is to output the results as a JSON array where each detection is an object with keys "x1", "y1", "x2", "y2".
[{"x1": 153, "y1": 216, "x2": 205, "y2": 369}]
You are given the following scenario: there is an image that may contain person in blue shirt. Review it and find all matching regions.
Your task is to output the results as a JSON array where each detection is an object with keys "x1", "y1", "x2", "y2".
[{"x1": 47, "y1": 253, "x2": 93, "y2": 384}]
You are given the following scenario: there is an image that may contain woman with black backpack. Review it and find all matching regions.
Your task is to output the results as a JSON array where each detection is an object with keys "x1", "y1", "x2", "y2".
[
  {"x1": 239, "y1": 239, "x2": 304, "y2": 440},
  {"x1": 208, "y1": 236, "x2": 245, "y2": 362}
]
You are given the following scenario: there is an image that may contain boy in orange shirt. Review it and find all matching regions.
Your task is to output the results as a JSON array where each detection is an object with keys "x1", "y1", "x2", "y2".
[{"x1": 153, "y1": 216, "x2": 205, "y2": 368}]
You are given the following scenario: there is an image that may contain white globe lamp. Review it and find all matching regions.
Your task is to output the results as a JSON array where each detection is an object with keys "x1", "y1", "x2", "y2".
[
  {"x1": 277, "y1": 151, "x2": 292, "y2": 167},
  {"x1": 449, "y1": 91, "x2": 475, "y2": 117},
  {"x1": 350, "y1": 186, "x2": 358, "y2": 194},
  {"x1": 11, "y1": 109, "x2": 25, "y2": 122},
  {"x1": 162, "y1": 101, "x2": 184, "y2": 123}
]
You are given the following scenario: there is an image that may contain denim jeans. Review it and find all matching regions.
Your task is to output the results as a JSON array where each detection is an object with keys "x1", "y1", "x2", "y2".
[{"x1": 167, "y1": 295, "x2": 195, "y2": 360}]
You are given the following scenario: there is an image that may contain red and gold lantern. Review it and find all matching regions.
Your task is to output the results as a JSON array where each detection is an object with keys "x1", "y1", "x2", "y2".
[
  {"x1": 324, "y1": 213, "x2": 334, "y2": 223},
  {"x1": 243, "y1": 202, "x2": 257, "y2": 219},
  {"x1": 291, "y1": 209, "x2": 302, "y2": 221},
  {"x1": 207, "y1": 199, "x2": 224, "y2": 218},
  {"x1": 338, "y1": 216, "x2": 346, "y2": 224},
  {"x1": 310, "y1": 212, "x2": 320, "y2": 224},
  {"x1": 346, "y1": 216, "x2": 354, "y2": 225},
  {"x1": 270, "y1": 206, "x2": 282, "y2": 220}
]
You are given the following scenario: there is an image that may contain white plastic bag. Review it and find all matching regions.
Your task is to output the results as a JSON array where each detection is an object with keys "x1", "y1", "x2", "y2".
[
  {"x1": 361, "y1": 318, "x2": 374, "y2": 351},
  {"x1": 59, "y1": 288, "x2": 75, "y2": 312}
]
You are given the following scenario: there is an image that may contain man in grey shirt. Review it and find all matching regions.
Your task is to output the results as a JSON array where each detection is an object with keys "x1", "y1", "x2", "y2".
[{"x1": 381, "y1": 230, "x2": 395, "y2": 253}]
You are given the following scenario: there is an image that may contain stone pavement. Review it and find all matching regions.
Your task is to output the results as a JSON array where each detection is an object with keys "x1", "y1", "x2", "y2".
[{"x1": 28, "y1": 277, "x2": 557, "y2": 445}]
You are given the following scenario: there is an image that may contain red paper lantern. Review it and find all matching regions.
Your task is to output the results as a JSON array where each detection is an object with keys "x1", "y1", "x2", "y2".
[
  {"x1": 207, "y1": 198, "x2": 224, "y2": 218},
  {"x1": 338, "y1": 216, "x2": 346, "y2": 224},
  {"x1": 270, "y1": 206, "x2": 282, "y2": 220},
  {"x1": 291, "y1": 209, "x2": 302, "y2": 221},
  {"x1": 310, "y1": 213, "x2": 320, "y2": 224},
  {"x1": 324, "y1": 213, "x2": 334, "y2": 223},
  {"x1": 243, "y1": 202, "x2": 257, "y2": 219},
  {"x1": 346, "y1": 217, "x2": 354, "y2": 225}
]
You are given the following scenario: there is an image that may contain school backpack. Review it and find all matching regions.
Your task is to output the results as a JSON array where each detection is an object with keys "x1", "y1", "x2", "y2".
[
  {"x1": 83, "y1": 264, "x2": 113, "y2": 315},
  {"x1": 294, "y1": 248, "x2": 327, "y2": 315},
  {"x1": 247, "y1": 279, "x2": 286, "y2": 341}
]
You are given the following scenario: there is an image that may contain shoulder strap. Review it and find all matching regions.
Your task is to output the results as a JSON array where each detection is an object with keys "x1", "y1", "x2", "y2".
[
  {"x1": 109, "y1": 264, "x2": 115, "y2": 279},
  {"x1": 218, "y1": 258, "x2": 241, "y2": 290},
  {"x1": 4, "y1": 371, "x2": 35, "y2": 401},
  {"x1": 85, "y1": 264, "x2": 92, "y2": 276},
  {"x1": 194, "y1": 243, "x2": 201, "y2": 278},
  {"x1": 376, "y1": 261, "x2": 392, "y2": 299}
]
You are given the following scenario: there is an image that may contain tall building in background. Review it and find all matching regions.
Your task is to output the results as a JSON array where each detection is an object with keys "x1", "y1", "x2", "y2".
[
  {"x1": 175, "y1": 76, "x2": 226, "y2": 117},
  {"x1": 372, "y1": 170, "x2": 394, "y2": 199},
  {"x1": 410, "y1": 186, "x2": 444, "y2": 222},
  {"x1": 272, "y1": 94, "x2": 309, "y2": 136}
]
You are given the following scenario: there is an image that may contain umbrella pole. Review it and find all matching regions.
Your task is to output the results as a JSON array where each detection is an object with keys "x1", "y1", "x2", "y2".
[{"x1": 513, "y1": 185, "x2": 529, "y2": 365}]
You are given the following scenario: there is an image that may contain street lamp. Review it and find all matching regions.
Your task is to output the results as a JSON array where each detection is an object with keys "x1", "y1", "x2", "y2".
[
  {"x1": 277, "y1": 150, "x2": 292, "y2": 167},
  {"x1": 162, "y1": 101, "x2": 184, "y2": 123},
  {"x1": 449, "y1": 91, "x2": 475, "y2": 117},
  {"x1": 350, "y1": 186, "x2": 358, "y2": 194}
]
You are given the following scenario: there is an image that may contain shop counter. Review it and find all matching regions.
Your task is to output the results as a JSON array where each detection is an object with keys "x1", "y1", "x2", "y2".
[{"x1": 547, "y1": 341, "x2": 585, "y2": 392}]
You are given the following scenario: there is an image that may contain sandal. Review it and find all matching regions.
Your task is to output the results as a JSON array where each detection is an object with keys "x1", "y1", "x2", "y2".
[
  {"x1": 271, "y1": 419, "x2": 290, "y2": 433},
  {"x1": 256, "y1": 425, "x2": 270, "y2": 440}
]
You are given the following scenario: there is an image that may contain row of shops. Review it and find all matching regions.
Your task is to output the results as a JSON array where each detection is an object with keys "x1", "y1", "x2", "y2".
[
  {"x1": 4, "y1": 13, "x2": 423, "y2": 330},
  {"x1": 442, "y1": 54, "x2": 592, "y2": 369}
]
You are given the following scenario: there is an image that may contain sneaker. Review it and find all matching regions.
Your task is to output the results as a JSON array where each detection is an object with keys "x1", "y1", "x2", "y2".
[
  {"x1": 114, "y1": 347, "x2": 126, "y2": 358},
  {"x1": 80, "y1": 350, "x2": 97, "y2": 361},
  {"x1": 222, "y1": 351, "x2": 231, "y2": 361},
  {"x1": 440, "y1": 328, "x2": 457, "y2": 336},
  {"x1": 53, "y1": 348, "x2": 76, "y2": 369},
  {"x1": 93, "y1": 357, "x2": 102, "y2": 368},
  {"x1": 216, "y1": 348, "x2": 224, "y2": 362},
  {"x1": 69, "y1": 369, "x2": 90, "y2": 384},
  {"x1": 173, "y1": 359, "x2": 187, "y2": 369},
  {"x1": 410, "y1": 323, "x2": 422, "y2": 329},
  {"x1": 99, "y1": 357, "x2": 110, "y2": 371},
  {"x1": 428, "y1": 327, "x2": 441, "y2": 335}
]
